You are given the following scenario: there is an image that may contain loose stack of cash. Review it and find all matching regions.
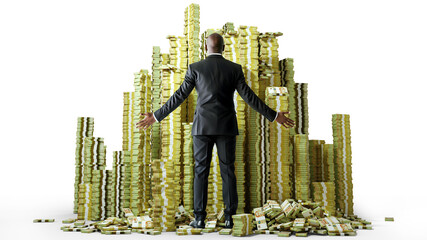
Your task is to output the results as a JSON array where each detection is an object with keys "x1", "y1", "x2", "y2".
[
  {"x1": 182, "y1": 123, "x2": 194, "y2": 213},
  {"x1": 184, "y1": 3, "x2": 200, "y2": 65},
  {"x1": 232, "y1": 214, "x2": 254, "y2": 236},
  {"x1": 266, "y1": 87, "x2": 293, "y2": 202},
  {"x1": 74, "y1": 117, "x2": 94, "y2": 213},
  {"x1": 151, "y1": 46, "x2": 162, "y2": 159},
  {"x1": 294, "y1": 134, "x2": 311, "y2": 201},
  {"x1": 332, "y1": 114, "x2": 354, "y2": 216}
]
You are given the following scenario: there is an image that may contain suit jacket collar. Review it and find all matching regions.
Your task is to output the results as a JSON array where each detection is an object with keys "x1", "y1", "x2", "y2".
[{"x1": 207, "y1": 54, "x2": 224, "y2": 58}]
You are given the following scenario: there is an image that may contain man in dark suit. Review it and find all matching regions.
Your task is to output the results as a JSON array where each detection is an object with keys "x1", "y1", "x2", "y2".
[{"x1": 137, "y1": 33, "x2": 295, "y2": 228}]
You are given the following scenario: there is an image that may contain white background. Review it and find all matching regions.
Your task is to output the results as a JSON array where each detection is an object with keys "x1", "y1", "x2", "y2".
[{"x1": 1, "y1": 0, "x2": 426, "y2": 239}]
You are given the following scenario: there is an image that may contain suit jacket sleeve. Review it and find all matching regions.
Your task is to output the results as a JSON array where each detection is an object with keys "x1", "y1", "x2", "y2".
[
  {"x1": 235, "y1": 66, "x2": 277, "y2": 122},
  {"x1": 154, "y1": 65, "x2": 196, "y2": 122}
]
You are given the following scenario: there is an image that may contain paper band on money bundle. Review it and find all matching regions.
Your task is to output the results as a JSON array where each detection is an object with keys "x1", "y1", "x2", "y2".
[
  {"x1": 74, "y1": 117, "x2": 94, "y2": 213},
  {"x1": 332, "y1": 114, "x2": 354, "y2": 216},
  {"x1": 182, "y1": 123, "x2": 194, "y2": 213},
  {"x1": 294, "y1": 134, "x2": 310, "y2": 201},
  {"x1": 312, "y1": 182, "x2": 336, "y2": 216},
  {"x1": 266, "y1": 87, "x2": 293, "y2": 202},
  {"x1": 232, "y1": 213, "x2": 253, "y2": 236}
]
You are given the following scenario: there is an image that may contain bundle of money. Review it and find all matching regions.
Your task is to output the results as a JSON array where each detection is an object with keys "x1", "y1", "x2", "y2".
[
  {"x1": 322, "y1": 144, "x2": 335, "y2": 182},
  {"x1": 293, "y1": 83, "x2": 309, "y2": 135},
  {"x1": 151, "y1": 46, "x2": 162, "y2": 159},
  {"x1": 232, "y1": 214, "x2": 253, "y2": 236},
  {"x1": 294, "y1": 134, "x2": 310, "y2": 201},
  {"x1": 332, "y1": 114, "x2": 354, "y2": 216},
  {"x1": 253, "y1": 207, "x2": 268, "y2": 230},
  {"x1": 106, "y1": 151, "x2": 125, "y2": 218},
  {"x1": 176, "y1": 228, "x2": 202, "y2": 235},
  {"x1": 74, "y1": 117, "x2": 94, "y2": 213},
  {"x1": 77, "y1": 183, "x2": 92, "y2": 220},
  {"x1": 91, "y1": 169, "x2": 107, "y2": 220}
]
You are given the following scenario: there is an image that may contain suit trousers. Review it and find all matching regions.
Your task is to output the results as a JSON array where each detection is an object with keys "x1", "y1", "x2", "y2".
[{"x1": 192, "y1": 135, "x2": 238, "y2": 219}]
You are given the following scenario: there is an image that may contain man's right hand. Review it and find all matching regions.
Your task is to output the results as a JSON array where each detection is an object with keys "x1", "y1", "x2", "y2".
[{"x1": 275, "y1": 111, "x2": 295, "y2": 128}]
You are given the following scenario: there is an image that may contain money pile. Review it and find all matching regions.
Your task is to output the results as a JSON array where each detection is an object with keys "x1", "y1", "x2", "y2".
[
  {"x1": 266, "y1": 87, "x2": 293, "y2": 202},
  {"x1": 312, "y1": 182, "x2": 336, "y2": 216},
  {"x1": 294, "y1": 134, "x2": 310, "y2": 201},
  {"x1": 253, "y1": 207, "x2": 268, "y2": 230},
  {"x1": 322, "y1": 144, "x2": 335, "y2": 182},
  {"x1": 182, "y1": 123, "x2": 194, "y2": 212},
  {"x1": 232, "y1": 214, "x2": 254, "y2": 236},
  {"x1": 332, "y1": 114, "x2": 354, "y2": 216},
  {"x1": 106, "y1": 151, "x2": 125, "y2": 218},
  {"x1": 326, "y1": 223, "x2": 356, "y2": 236},
  {"x1": 122, "y1": 150, "x2": 131, "y2": 209},
  {"x1": 91, "y1": 170, "x2": 107, "y2": 220},
  {"x1": 207, "y1": 145, "x2": 223, "y2": 214},
  {"x1": 151, "y1": 158, "x2": 163, "y2": 231},
  {"x1": 77, "y1": 183, "x2": 93, "y2": 220},
  {"x1": 293, "y1": 83, "x2": 309, "y2": 134},
  {"x1": 151, "y1": 46, "x2": 162, "y2": 159},
  {"x1": 309, "y1": 140, "x2": 325, "y2": 183},
  {"x1": 74, "y1": 117, "x2": 94, "y2": 213},
  {"x1": 238, "y1": 25, "x2": 263, "y2": 210}
]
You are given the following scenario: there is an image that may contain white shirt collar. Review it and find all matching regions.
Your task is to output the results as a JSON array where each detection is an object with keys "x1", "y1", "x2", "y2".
[{"x1": 207, "y1": 52, "x2": 222, "y2": 56}]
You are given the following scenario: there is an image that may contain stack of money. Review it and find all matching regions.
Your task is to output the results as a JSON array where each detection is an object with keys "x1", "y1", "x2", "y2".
[
  {"x1": 322, "y1": 144, "x2": 335, "y2": 182},
  {"x1": 293, "y1": 83, "x2": 309, "y2": 135},
  {"x1": 232, "y1": 213, "x2": 253, "y2": 236},
  {"x1": 151, "y1": 158, "x2": 163, "y2": 231},
  {"x1": 223, "y1": 23, "x2": 246, "y2": 213},
  {"x1": 294, "y1": 134, "x2": 310, "y2": 201},
  {"x1": 266, "y1": 87, "x2": 293, "y2": 202},
  {"x1": 77, "y1": 183, "x2": 93, "y2": 220},
  {"x1": 312, "y1": 182, "x2": 336, "y2": 216},
  {"x1": 238, "y1": 25, "x2": 263, "y2": 210},
  {"x1": 183, "y1": 3, "x2": 200, "y2": 123},
  {"x1": 332, "y1": 114, "x2": 354, "y2": 216},
  {"x1": 151, "y1": 47, "x2": 162, "y2": 159},
  {"x1": 91, "y1": 170, "x2": 107, "y2": 220},
  {"x1": 309, "y1": 139, "x2": 324, "y2": 198},
  {"x1": 74, "y1": 117, "x2": 94, "y2": 213},
  {"x1": 122, "y1": 150, "x2": 132, "y2": 209},
  {"x1": 122, "y1": 92, "x2": 134, "y2": 152},
  {"x1": 106, "y1": 151, "x2": 125, "y2": 218},
  {"x1": 130, "y1": 70, "x2": 151, "y2": 215},
  {"x1": 159, "y1": 64, "x2": 182, "y2": 231},
  {"x1": 279, "y1": 58, "x2": 296, "y2": 136},
  {"x1": 207, "y1": 145, "x2": 223, "y2": 214},
  {"x1": 182, "y1": 123, "x2": 194, "y2": 213},
  {"x1": 326, "y1": 223, "x2": 356, "y2": 236}
]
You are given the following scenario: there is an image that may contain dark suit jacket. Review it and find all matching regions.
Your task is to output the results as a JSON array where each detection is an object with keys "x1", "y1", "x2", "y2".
[{"x1": 154, "y1": 54, "x2": 277, "y2": 136}]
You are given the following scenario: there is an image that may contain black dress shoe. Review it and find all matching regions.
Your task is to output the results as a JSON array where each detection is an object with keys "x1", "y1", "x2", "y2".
[
  {"x1": 224, "y1": 215, "x2": 233, "y2": 228},
  {"x1": 189, "y1": 219, "x2": 205, "y2": 228}
]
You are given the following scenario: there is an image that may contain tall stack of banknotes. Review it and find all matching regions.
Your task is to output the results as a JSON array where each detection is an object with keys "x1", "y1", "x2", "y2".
[
  {"x1": 106, "y1": 151, "x2": 125, "y2": 218},
  {"x1": 294, "y1": 134, "x2": 310, "y2": 201},
  {"x1": 232, "y1": 213, "x2": 254, "y2": 236},
  {"x1": 151, "y1": 47, "x2": 162, "y2": 159},
  {"x1": 332, "y1": 114, "x2": 354, "y2": 216},
  {"x1": 312, "y1": 182, "x2": 336, "y2": 216},
  {"x1": 74, "y1": 117, "x2": 94, "y2": 213},
  {"x1": 322, "y1": 144, "x2": 335, "y2": 182},
  {"x1": 309, "y1": 140, "x2": 325, "y2": 196},
  {"x1": 293, "y1": 83, "x2": 309, "y2": 134},
  {"x1": 265, "y1": 87, "x2": 293, "y2": 202}
]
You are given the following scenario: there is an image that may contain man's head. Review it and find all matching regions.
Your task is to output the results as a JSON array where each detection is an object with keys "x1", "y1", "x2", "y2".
[{"x1": 205, "y1": 33, "x2": 224, "y2": 54}]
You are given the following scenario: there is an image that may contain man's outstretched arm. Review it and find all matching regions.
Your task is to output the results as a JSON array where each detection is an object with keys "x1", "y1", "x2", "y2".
[
  {"x1": 136, "y1": 65, "x2": 196, "y2": 130},
  {"x1": 235, "y1": 67, "x2": 295, "y2": 128}
]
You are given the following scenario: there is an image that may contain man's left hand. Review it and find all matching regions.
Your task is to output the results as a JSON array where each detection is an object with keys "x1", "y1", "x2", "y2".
[{"x1": 136, "y1": 112, "x2": 156, "y2": 130}]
